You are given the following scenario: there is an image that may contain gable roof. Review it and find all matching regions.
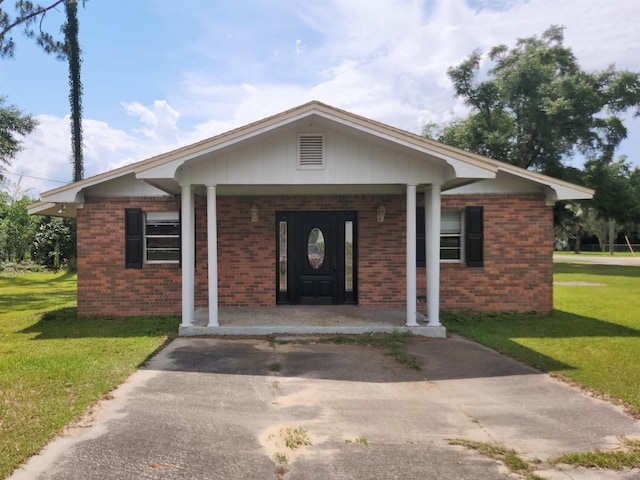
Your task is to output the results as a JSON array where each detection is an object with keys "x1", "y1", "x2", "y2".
[{"x1": 29, "y1": 101, "x2": 593, "y2": 217}]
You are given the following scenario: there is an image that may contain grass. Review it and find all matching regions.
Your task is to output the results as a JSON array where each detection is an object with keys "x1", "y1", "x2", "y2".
[
  {"x1": 345, "y1": 437, "x2": 369, "y2": 445},
  {"x1": 442, "y1": 263, "x2": 640, "y2": 416},
  {"x1": 268, "y1": 362, "x2": 282, "y2": 372},
  {"x1": 448, "y1": 439, "x2": 545, "y2": 480},
  {"x1": 549, "y1": 437, "x2": 640, "y2": 470},
  {"x1": 554, "y1": 251, "x2": 637, "y2": 257},
  {"x1": 0, "y1": 271, "x2": 179, "y2": 479}
]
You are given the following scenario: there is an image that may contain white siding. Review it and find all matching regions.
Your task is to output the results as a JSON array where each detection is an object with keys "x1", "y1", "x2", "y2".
[{"x1": 180, "y1": 125, "x2": 442, "y2": 187}]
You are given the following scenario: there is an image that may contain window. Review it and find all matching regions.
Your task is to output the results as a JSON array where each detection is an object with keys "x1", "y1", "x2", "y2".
[
  {"x1": 440, "y1": 211, "x2": 463, "y2": 260},
  {"x1": 416, "y1": 206, "x2": 483, "y2": 267},
  {"x1": 145, "y1": 212, "x2": 180, "y2": 263},
  {"x1": 345, "y1": 221, "x2": 354, "y2": 293},
  {"x1": 279, "y1": 221, "x2": 287, "y2": 292}
]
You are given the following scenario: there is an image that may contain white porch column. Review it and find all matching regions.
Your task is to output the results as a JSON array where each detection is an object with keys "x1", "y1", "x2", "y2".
[
  {"x1": 426, "y1": 184, "x2": 442, "y2": 326},
  {"x1": 406, "y1": 184, "x2": 418, "y2": 327},
  {"x1": 180, "y1": 185, "x2": 195, "y2": 327},
  {"x1": 206, "y1": 185, "x2": 219, "y2": 327}
]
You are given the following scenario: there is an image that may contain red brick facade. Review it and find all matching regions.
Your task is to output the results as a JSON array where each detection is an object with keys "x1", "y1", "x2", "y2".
[{"x1": 77, "y1": 193, "x2": 553, "y2": 316}]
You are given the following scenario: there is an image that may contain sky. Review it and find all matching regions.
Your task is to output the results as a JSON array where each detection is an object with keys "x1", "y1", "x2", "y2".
[{"x1": 1, "y1": 0, "x2": 639, "y2": 197}]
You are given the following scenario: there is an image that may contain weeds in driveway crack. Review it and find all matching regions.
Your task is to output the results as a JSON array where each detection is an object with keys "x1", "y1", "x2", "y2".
[
  {"x1": 549, "y1": 436, "x2": 640, "y2": 470},
  {"x1": 283, "y1": 426, "x2": 312, "y2": 450},
  {"x1": 267, "y1": 426, "x2": 313, "y2": 479},
  {"x1": 268, "y1": 362, "x2": 282, "y2": 372},
  {"x1": 272, "y1": 452, "x2": 288, "y2": 479},
  {"x1": 448, "y1": 439, "x2": 545, "y2": 480},
  {"x1": 320, "y1": 331, "x2": 420, "y2": 370},
  {"x1": 345, "y1": 437, "x2": 369, "y2": 446}
]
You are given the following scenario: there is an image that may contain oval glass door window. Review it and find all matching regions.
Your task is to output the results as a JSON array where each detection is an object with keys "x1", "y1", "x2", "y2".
[{"x1": 307, "y1": 227, "x2": 325, "y2": 269}]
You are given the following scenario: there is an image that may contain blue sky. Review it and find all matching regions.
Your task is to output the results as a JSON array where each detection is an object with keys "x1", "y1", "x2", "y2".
[{"x1": 1, "y1": 0, "x2": 639, "y2": 195}]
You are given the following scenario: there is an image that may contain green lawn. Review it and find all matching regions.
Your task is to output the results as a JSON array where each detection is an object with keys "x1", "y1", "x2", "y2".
[
  {"x1": 554, "y1": 251, "x2": 637, "y2": 257},
  {"x1": 443, "y1": 262, "x2": 640, "y2": 416},
  {"x1": 0, "y1": 272, "x2": 179, "y2": 479}
]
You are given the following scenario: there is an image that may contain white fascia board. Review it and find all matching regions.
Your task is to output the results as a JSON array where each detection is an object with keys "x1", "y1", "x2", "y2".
[
  {"x1": 39, "y1": 168, "x2": 135, "y2": 203},
  {"x1": 28, "y1": 202, "x2": 57, "y2": 216},
  {"x1": 312, "y1": 110, "x2": 497, "y2": 180},
  {"x1": 500, "y1": 167, "x2": 593, "y2": 202},
  {"x1": 42, "y1": 189, "x2": 85, "y2": 204},
  {"x1": 136, "y1": 111, "x2": 318, "y2": 180}
]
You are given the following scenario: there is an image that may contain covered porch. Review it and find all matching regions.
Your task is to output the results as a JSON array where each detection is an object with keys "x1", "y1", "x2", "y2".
[{"x1": 179, "y1": 305, "x2": 447, "y2": 337}]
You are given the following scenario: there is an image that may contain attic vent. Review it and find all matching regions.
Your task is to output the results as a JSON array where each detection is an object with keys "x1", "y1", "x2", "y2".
[{"x1": 298, "y1": 133, "x2": 325, "y2": 169}]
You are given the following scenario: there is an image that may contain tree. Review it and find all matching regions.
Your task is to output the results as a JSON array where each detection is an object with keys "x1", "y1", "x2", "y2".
[
  {"x1": 32, "y1": 215, "x2": 76, "y2": 270},
  {"x1": 426, "y1": 26, "x2": 640, "y2": 177},
  {"x1": 0, "y1": 190, "x2": 38, "y2": 262},
  {"x1": 0, "y1": 178, "x2": 76, "y2": 270},
  {"x1": 583, "y1": 156, "x2": 640, "y2": 254},
  {"x1": 0, "y1": 96, "x2": 37, "y2": 178},
  {"x1": 1, "y1": 0, "x2": 85, "y2": 181}
]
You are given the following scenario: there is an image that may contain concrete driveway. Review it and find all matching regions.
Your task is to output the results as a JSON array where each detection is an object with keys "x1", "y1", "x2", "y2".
[{"x1": 10, "y1": 336, "x2": 640, "y2": 480}]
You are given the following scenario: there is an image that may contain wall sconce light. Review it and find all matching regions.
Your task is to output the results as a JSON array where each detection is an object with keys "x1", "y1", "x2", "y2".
[
  {"x1": 377, "y1": 204, "x2": 386, "y2": 223},
  {"x1": 250, "y1": 203, "x2": 259, "y2": 223},
  {"x1": 57, "y1": 204, "x2": 66, "y2": 214}
]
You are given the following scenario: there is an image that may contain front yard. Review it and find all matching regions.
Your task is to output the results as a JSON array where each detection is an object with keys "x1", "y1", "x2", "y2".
[
  {"x1": 443, "y1": 262, "x2": 640, "y2": 417},
  {"x1": 0, "y1": 272, "x2": 178, "y2": 479},
  {"x1": 1, "y1": 262, "x2": 638, "y2": 477}
]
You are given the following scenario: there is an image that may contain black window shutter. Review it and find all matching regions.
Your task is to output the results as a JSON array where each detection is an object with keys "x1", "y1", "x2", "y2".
[
  {"x1": 125, "y1": 208, "x2": 143, "y2": 268},
  {"x1": 465, "y1": 206, "x2": 483, "y2": 267}
]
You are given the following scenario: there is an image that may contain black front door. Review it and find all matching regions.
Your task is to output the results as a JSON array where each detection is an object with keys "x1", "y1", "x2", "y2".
[
  {"x1": 296, "y1": 213, "x2": 338, "y2": 305},
  {"x1": 276, "y1": 211, "x2": 357, "y2": 305}
]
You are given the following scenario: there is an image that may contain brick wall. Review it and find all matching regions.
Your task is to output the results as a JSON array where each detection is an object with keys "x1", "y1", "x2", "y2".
[
  {"x1": 77, "y1": 192, "x2": 553, "y2": 316},
  {"x1": 212, "y1": 195, "x2": 406, "y2": 307},
  {"x1": 435, "y1": 193, "x2": 553, "y2": 313},
  {"x1": 77, "y1": 197, "x2": 182, "y2": 316}
]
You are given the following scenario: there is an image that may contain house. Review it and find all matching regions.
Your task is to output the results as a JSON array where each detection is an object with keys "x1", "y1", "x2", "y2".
[{"x1": 29, "y1": 101, "x2": 592, "y2": 336}]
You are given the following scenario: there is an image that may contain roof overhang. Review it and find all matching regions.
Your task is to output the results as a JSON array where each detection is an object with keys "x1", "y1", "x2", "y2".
[{"x1": 29, "y1": 101, "x2": 592, "y2": 217}]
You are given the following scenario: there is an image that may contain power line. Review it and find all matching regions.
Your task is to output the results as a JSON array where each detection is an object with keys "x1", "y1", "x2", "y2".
[{"x1": 1, "y1": 170, "x2": 68, "y2": 184}]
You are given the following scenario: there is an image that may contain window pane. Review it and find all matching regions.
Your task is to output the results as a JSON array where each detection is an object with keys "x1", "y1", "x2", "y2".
[
  {"x1": 146, "y1": 223, "x2": 180, "y2": 236},
  {"x1": 441, "y1": 211, "x2": 462, "y2": 234},
  {"x1": 279, "y1": 221, "x2": 287, "y2": 292},
  {"x1": 146, "y1": 211, "x2": 179, "y2": 222},
  {"x1": 146, "y1": 237, "x2": 180, "y2": 249},
  {"x1": 307, "y1": 227, "x2": 325, "y2": 270},
  {"x1": 440, "y1": 237, "x2": 460, "y2": 248},
  {"x1": 147, "y1": 249, "x2": 180, "y2": 261},
  {"x1": 345, "y1": 221, "x2": 353, "y2": 292},
  {"x1": 440, "y1": 249, "x2": 461, "y2": 260}
]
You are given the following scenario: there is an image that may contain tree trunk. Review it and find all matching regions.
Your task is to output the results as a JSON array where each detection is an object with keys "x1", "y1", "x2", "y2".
[
  {"x1": 608, "y1": 219, "x2": 615, "y2": 255},
  {"x1": 64, "y1": 0, "x2": 83, "y2": 182}
]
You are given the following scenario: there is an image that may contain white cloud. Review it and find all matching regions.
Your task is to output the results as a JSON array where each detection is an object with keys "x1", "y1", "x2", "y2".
[
  {"x1": 5, "y1": 115, "x2": 72, "y2": 197},
  {"x1": 9, "y1": 0, "x2": 640, "y2": 196},
  {"x1": 10, "y1": 106, "x2": 186, "y2": 195},
  {"x1": 122, "y1": 100, "x2": 180, "y2": 143}
]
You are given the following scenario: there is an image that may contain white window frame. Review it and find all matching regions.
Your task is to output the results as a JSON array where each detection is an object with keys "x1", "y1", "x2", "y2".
[
  {"x1": 144, "y1": 211, "x2": 180, "y2": 264},
  {"x1": 440, "y1": 210, "x2": 464, "y2": 263}
]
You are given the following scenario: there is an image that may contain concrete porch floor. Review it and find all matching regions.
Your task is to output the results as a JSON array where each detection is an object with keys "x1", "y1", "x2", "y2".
[{"x1": 179, "y1": 305, "x2": 446, "y2": 337}]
